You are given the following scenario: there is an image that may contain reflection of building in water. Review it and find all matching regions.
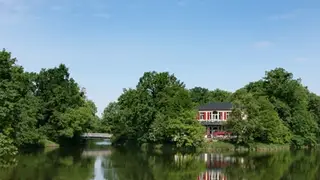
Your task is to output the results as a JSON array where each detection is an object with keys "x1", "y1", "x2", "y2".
[
  {"x1": 201, "y1": 153, "x2": 234, "y2": 168},
  {"x1": 197, "y1": 153, "x2": 244, "y2": 180},
  {"x1": 173, "y1": 154, "x2": 228, "y2": 180},
  {"x1": 197, "y1": 154, "x2": 229, "y2": 180},
  {"x1": 173, "y1": 153, "x2": 245, "y2": 180},
  {"x1": 200, "y1": 153, "x2": 244, "y2": 167},
  {"x1": 198, "y1": 170, "x2": 227, "y2": 180}
]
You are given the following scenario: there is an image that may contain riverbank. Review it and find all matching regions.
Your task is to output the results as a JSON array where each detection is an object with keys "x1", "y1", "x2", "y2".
[
  {"x1": 204, "y1": 140, "x2": 290, "y2": 152},
  {"x1": 41, "y1": 139, "x2": 60, "y2": 148},
  {"x1": 138, "y1": 141, "x2": 290, "y2": 154}
]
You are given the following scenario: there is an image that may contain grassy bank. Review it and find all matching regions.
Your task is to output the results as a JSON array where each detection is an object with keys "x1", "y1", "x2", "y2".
[
  {"x1": 40, "y1": 139, "x2": 60, "y2": 148},
  {"x1": 131, "y1": 141, "x2": 291, "y2": 154},
  {"x1": 204, "y1": 140, "x2": 290, "y2": 152}
]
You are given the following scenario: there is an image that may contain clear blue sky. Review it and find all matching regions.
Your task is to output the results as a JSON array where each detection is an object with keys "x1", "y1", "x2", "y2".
[{"x1": 1, "y1": 0, "x2": 319, "y2": 115}]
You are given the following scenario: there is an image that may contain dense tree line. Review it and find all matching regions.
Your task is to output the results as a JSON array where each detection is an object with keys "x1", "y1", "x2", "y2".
[
  {"x1": 2, "y1": 49, "x2": 319, "y2": 150},
  {"x1": 0, "y1": 50, "x2": 99, "y2": 152},
  {"x1": 102, "y1": 67, "x2": 320, "y2": 148}
]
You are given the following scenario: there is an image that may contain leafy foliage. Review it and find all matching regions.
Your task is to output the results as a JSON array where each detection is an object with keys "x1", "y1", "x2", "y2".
[
  {"x1": 0, "y1": 49, "x2": 99, "y2": 153},
  {"x1": 104, "y1": 71, "x2": 205, "y2": 148},
  {"x1": 189, "y1": 87, "x2": 231, "y2": 106},
  {"x1": 227, "y1": 90, "x2": 292, "y2": 146},
  {"x1": 2, "y1": 48, "x2": 320, "y2": 151},
  {"x1": 227, "y1": 68, "x2": 319, "y2": 147},
  {"x1": 102, "y1": 66, "x2": 320, "y2": 148}
]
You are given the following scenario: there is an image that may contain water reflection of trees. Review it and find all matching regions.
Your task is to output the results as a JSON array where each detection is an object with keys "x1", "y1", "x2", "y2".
[
  {"x1": 1, "y1": 148, "x2": 320, "y2": 180},
  {"x1": 100, "y1": 149, "x2": 320, "y2": 180},
  {"x1": 104, "y1": 149, "x2": 206, "y2": 180},
  {"x1": 0, "y1": 156, "x2": 17, "y2": 169},
  {"x1": 280, "y1": 150, "x2": 320, "y2": 180},
  {"x1": 200, "y1": 151, "x2": 320, "y2": 180},
  {"x1": 0, "y1": 148, "x2": 95, "y2": 180}
]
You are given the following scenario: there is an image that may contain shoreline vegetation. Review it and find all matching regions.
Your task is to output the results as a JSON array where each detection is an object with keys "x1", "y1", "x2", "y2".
[
  {"x1": 204, "y1": 141, "x2": 291, "y2": 152},
  {"x1": 139, "y1": 141, "x2": 291, "y2": 153},
  {"x1": 41, "y1": 139, "x2": 60, "y2": 148},
  {"x1": 1, "y1": 49, "x2": 320, "y2": 156}
]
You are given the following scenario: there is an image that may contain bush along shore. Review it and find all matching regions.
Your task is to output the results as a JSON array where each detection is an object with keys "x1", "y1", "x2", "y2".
[
  {"x1": 204, "y1": 140, "x2": 291, "y2": 152},
  {"x1": 138, "y1": 141, "x2": 291, "y2": 154}
]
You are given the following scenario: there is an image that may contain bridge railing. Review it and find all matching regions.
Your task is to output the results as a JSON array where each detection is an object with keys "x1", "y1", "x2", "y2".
[{"x1": 82, "y1": 133, "x2": 113, "y2": 138}]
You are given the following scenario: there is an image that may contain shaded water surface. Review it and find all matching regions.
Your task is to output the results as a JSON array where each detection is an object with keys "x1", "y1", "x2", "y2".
[{"x1": 0, "y1": 140, "x2": 319, "y2": 180}]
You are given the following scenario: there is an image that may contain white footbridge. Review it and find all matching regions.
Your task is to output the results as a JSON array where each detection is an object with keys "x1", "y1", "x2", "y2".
[{"x1": 82, "y1": 133, "x2": 113, "y2": 139}]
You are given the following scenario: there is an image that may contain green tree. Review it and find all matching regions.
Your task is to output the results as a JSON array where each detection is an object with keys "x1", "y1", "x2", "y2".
[
  {"x1": 189, "y1": 87, "x2": 232, "y2": 105},
  {"x1": 0, "y1": 50, "x2": 42, "y2": 148},
  {"x1": 307, "y1": 92, "x2": 320, "y2": 139},
  {"x1": 228, "y1": 88, "x2": 292, "y2": 146},
  {"x1": 189, "y1": 87, "x2": 210, "y2": 105},
  {"x1": 81, "y1": 99, "x2": 101, "y2": 133},
  {"x1": 108, "y1": 71, "x2": 205, "y2": 148},
  {"x1": 235, "y1": 68, "x2": 318, "y2": 147},
  {"x1": 262, "y1": 68, "x2": 317, "y2": 147},
  {"x1": 0, "y1": 49, "x2": 99, "y2": 150},
  {"x1": 35, "y1": 64, "x2": 96, "y2": 144},
  {"x1": 100, "y1": 102, "x2": 120, "y2": 133},
  {"x1": 209, "y1": 88, "x2": 232, "y2": 102}
]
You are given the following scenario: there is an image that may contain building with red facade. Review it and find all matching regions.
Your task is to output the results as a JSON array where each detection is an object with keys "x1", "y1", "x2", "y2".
[{"x1": 196, "y1": 102, "x2": 233, "y2": 137}]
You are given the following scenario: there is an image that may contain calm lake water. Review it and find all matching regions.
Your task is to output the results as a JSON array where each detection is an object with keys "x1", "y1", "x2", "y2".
[{"x1": 0, "y1": 140, "x2": 319, "y2": 180}]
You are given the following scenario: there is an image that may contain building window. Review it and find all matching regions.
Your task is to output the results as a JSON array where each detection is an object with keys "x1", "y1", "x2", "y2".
[
  {"x1": 213, "y1": 111, "x2": 219, "y2": 120},
  {"x1": 226, "y1": 112, "x2": 230, "y2": 119},
  {"x1": 200, "y1": 112, "x2": 205, "y2": 120},
  {"x1": 208, "y1": 112, "x2": 212, "y2": 120}
]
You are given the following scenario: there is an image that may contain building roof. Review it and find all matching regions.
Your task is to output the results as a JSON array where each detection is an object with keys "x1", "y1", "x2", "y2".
[{"x1": 198, "y1": 102, "x2": 232, "y2": 111}]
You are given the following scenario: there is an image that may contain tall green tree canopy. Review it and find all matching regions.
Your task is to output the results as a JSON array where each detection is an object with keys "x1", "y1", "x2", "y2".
[
  {"x1": 0, "y1": 49, "x2": 99, "y2": 151},
  {"x1": 189, "y1": 87, "x2": 231, "y2": 105},
  {"x1": 0, "y1": 50, "x2": 41, "y2": 150},
  {"x1": 228, "y1": 68, "x2": 319, "y2": 147},
  {"x1": 34, "y1": 65, "x2": 100, "y2": 144},
  {"x1": 228, "y1": 89, "x2": 292, "y2": 145},
  {"x1": 106, "y1": 71, "x2": 205, "y2": 148}
]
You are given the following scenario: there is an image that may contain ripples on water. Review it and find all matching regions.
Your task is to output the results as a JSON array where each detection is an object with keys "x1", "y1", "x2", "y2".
[{"x1": 0, "y1": 140, "x2": 319, "y2": 180}]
